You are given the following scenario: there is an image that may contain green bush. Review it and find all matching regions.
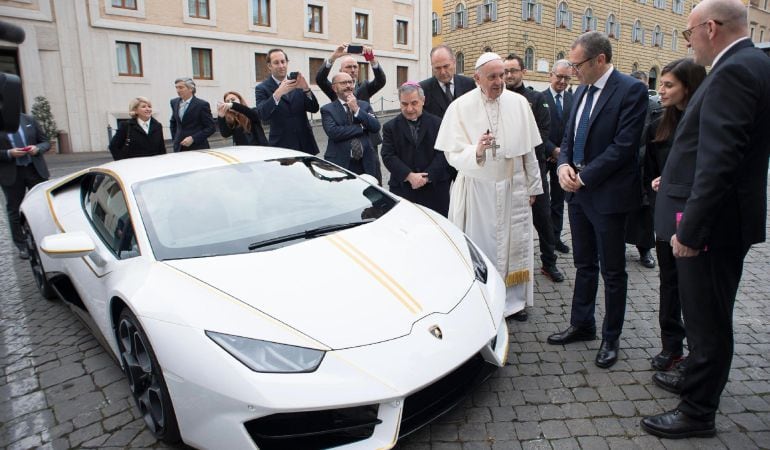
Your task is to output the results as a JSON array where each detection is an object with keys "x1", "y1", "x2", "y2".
[{"x1": 30, "y1": 96, "x2": 58, "y2": 141}]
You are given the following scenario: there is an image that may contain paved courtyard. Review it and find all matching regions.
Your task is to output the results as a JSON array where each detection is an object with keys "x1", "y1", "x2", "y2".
[{"x1": 1, "y1": 149, "x2": 769, "y2": 450}]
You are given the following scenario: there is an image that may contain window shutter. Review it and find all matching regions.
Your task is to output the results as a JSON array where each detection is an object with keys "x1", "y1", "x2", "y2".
[
  {"x1": 616, "y1": 23, "x2": 622, "y2": 39},
  {"x1": 451, "y1": 12, "x2": 456, "y2": 30},
  {"x1": 492, "y1": 1, "x2": 498, "y2": 21},
  {"x1": 582, "y1": 15, "x2": 587, "y2": 31},
  {"x1": 567, "y1": 11, "x2": 573, "y2": 30},
  {"x1": 642, "y1": 29, "x2": 647, "y2": 46},
  {"x1": 522, "y1": 0, "x2": 529, "y2": 20},
  {"x1": 591, "y1": 17, "x2": 598, "y2": 31},
  {"x1": 535, "y1": 3, "x2": 542, "y2": 23},
  {"x1": 477, "y1": 5, "x2": 483, "y2": 24}
]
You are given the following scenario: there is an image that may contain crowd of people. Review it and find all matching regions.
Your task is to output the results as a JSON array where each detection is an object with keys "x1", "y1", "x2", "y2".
[{"x1": 3, "y1": 0, "x2": 768, "y2": 441}]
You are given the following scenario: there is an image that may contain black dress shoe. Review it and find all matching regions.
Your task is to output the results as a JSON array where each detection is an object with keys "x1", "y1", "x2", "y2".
[
  {"x1": 547, "y1": 326, "x2": 596, "y2": 345},
  {"x1": 541, "y1": 266, "x2": 565, "y2": 282},
  {"x1": 18, "y1": 247, "x2": 29, "y2": 260},
  {"x1": 641, "y1": 409, "x2": 715, "y2": 439},
  {"x1": 639, "y1": 249, "x2": 656, "y2": 268},
  {"x1": 595, "y1": 339, "x2": 619, "y2": 368},
  {"x1": 510, "y1": 309, "x2": 528, "y2": 322},
  {"x1": 555, "y1": 241, "x2": 570, "y2": 254},
  {"x1": 652, "y1": 370, "x2": 684, "y2": 394},
  {"x1": 651, "y1": 350, "x2": 684, "y2": 371}
]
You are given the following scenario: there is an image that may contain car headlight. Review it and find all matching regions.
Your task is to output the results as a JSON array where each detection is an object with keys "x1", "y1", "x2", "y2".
[
  {"x1": 206, "y1": 331, "x2": 325, "y2": 373},
  {"x1": 465, "y1": 236, "x2": 488, "y2": 284}
]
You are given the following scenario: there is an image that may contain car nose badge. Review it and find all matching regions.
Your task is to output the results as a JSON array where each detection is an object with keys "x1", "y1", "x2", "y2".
[{"x1": 429, "y1": 325, "x2": 443, "y2": 340}]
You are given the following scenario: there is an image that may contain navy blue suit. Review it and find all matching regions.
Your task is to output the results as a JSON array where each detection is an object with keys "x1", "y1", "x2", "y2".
[
  {"x1": 557, "y1": 69, "x2": 648, "y2": 340},
  {"x1": 543, "y1": 88, "x2": 573, "y2": 241},
  {"x1": 169, "y1": 96, "x2": 215, "y2": 152},
  {"x1": 255, "y1": 77, "x2": 320, "y2": 155},
  {"x1": 321, "y1": 100, "x2": 380, "y2": 177},
  {"x1": 655, "y1": 39, "x2": 770, "y2": 420}
]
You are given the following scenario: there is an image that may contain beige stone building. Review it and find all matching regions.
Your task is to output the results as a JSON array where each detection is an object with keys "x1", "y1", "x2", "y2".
[
  {"x1": 436, "y1": 0, "x2": 698, "y2": 90},
  {"x1": 0, "y1": 0, "x2": 431, "y2": 152},
  {"x1": 748, "y1": 0, "x2": 770, "y2": 43}
]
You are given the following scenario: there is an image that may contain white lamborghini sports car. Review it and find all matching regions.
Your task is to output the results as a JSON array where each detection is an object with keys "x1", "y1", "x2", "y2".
[{"x1": 20, "y1": 147, "x2": 509, "y2": 450}]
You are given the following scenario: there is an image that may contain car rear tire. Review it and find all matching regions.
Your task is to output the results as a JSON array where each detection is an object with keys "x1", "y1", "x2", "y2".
[
  {"x1": 117, "y1": 308, "x2": 181, "y2": 443},
  {"x1": 23, "y1": 222, "x2": 56, "y2": 300}
]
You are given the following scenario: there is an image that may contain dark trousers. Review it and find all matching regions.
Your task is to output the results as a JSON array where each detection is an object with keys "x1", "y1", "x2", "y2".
[
  {"x1": 390, "y1": 182, "x2": 450, "y2": 217},
  {"x1": 547, "y1": 162, "x2": 566, "y2": 241},
  {"x1": 568, "y1": 198, "x2": 628, "y2": 340},
  {"x1": 676, "y1": 244, "x2": 749, "y2": 421},
  {"x1": 2, "y1": 165, "x2": 47, "y2": 248},
  {"x1": 531, "y1": 161, "x2": 557, "y2": 268},
  {"x1": 655, "y1": 240, "x2": 685, "y2": 354}
]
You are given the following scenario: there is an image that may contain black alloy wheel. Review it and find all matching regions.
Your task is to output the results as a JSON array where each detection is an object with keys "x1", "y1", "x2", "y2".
[
  {"x1": 117, "y1": 308, "x2": 181, "y2": 443},
  {"x1": 22, "y1": 222, "x2": 56, "y2": 300}
]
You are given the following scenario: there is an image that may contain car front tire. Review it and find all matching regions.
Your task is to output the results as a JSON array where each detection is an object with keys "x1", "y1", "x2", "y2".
[
  {"x1": 22, "y1": 222, "x2": 56, "y2": 300},
  {"x1": 117, "y1": 308, "x2": 181, "y2": 443}
]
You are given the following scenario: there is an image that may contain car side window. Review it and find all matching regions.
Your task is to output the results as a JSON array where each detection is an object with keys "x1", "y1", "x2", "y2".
[{"x1": 82, "y1": 173, "x2": 139, "y2": 259}]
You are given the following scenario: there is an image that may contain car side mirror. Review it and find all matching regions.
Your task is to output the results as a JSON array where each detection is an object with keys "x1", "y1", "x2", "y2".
[{"x1": 40, "y1": 232, "x2": 96, "y2": 259}]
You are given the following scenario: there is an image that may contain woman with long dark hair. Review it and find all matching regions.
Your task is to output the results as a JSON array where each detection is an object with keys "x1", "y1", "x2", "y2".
[
  {"x1": 217, "y1": 91, "x2": 267, "y2": 146},
  {"x1": 647, "y1": 58, "x2": 707, "y2": 371},
  {"x1": 109, "y1": 97, "x2": 166, "y2": 160}
]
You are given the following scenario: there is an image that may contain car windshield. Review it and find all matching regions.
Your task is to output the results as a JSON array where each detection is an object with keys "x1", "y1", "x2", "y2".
[{"x1": 133, "y1": 157, "x2": 397, "y2": 260}]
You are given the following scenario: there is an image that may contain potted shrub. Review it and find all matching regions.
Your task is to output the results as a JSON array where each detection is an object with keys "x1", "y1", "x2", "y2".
[{"x1": 31, "y1": 96, "x2": 59, "y2": 152}]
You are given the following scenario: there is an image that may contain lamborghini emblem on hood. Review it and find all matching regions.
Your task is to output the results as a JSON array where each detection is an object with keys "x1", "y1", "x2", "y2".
[{"x1": 429, "y1": 325, "x2": 443, "y2": 340}]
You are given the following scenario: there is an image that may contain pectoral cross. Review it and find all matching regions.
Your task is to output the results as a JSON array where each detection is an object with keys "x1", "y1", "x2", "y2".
[{"x1": 486, "y1": 129, "x2": 500, "y2": 160}]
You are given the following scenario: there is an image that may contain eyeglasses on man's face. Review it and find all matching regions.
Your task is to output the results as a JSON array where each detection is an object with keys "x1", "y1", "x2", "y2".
[
  {"x1": 503, "y1": 68, "x2": 522, "y2": 75},
  {"x1": 682, "y1": 19, "x2": 723, "y2": 42},
  {"x1": 552, "y1": 74, "x2": 571, "y2": 82},
  {"x1": 334, "y1": 80, "x2": 355, "y2": 86},
  {"x1": 568, "y1": 56, "x2": 595, "y2": 72}
]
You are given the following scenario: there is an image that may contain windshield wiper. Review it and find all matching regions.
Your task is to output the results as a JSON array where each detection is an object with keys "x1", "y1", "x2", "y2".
[{"x1": 248, "y1": 220, "x2": 373, "y2": 251}]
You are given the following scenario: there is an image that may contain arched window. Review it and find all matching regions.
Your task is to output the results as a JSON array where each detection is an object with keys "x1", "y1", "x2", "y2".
[
  {"x1": 653, "y1": 25, "x2": 663, "y2": 47},
  {"x1": 557, "y1": 51, "x2": 566, "y2": 60},
  {"x1": 456, "y1": 52, "x2": 465, "y2": 74},
  {"x1": 649, "y1": 67, "x2": 658, "y2": 90},
  {"x1": 672, "y1": 29, "x2": 678, "y2": 50},
  {"x1": 432, "y1": 12, "x2": 440, "y2": 36},
  {"x1": 483, "y1": 46, "x2": 493, "y2": 52},
  {"x1": 556, "y1": 2, "x2": 571, "y2": 29},
  {"x1": 632, "y1": 62, "x2": 639, "y2": 72},
  {"x1": 633, "y1": 20, "x2": 642, "y2": 43},
  {"x1": 524, "y1": 47, "x2": 534, "y2": 71},
  {"x1": 606, "y1": 13, "x2": 620, "y2": 38},
  {"x1": 673, "y1": 0, "x2": 684, "y2": 14},
  {"x1": 582, "y1": 8, "x2": 595, "y2": 32},
  {"x1": 453, "y1": 3, "x2": 467, "y2": 29}
]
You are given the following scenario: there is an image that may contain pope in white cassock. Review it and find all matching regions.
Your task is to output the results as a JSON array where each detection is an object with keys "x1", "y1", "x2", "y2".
[{"x1": 435, "y1": 52, "x2": 543, "y2": 318}]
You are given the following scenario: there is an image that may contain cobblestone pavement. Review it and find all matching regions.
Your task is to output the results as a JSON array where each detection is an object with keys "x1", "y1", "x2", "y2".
[{"x1": 1, "y1": 150, "x2": 769, "y2": 450}]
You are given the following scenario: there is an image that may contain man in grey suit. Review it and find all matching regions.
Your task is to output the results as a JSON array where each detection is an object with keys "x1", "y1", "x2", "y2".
[
  {"x1": 169, "y1": 77, "x2": 215, "y2": 152},
  {"x1": 0, "y1": 113, "x2": 50, "y2": 259}
]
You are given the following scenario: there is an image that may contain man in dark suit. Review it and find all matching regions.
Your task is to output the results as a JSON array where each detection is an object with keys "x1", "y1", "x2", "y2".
[
  {"x1": 546, "y1": 32, "x2": 648, "y2": 369},
  {"x1": 169, "y1": 77, "x2": 215, "y2": 152},
  {"x1": 504, "y1": 54, "x2": 564, "y2": 292},
  {"x1": 255, "y1": 48, "x2": 320, "y2": 155},
  {"x1": 315, "y1": 44, "x2": 386, "y2": 103},
  {"x1": 0, "y1": 113, "x2": 51, "y2": 259},
  {"x1": 381, "y1": 82, "x2": 450, "y2": 216},
  {"x1": 542, "y1": 60, "x2": 574, "y2": 255},
  {"x1": 321, "y1": 73, "x2": 381, "y2": 177},
  {"x1": 419, "y1": 45, "x2": 476, "y2": 119},
  {"x1": 641, "y1": 0, "x2": 770, "y2": 438}
]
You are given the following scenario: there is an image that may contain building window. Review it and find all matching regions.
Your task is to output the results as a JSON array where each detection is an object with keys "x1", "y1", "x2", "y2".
[
  {"x1": 397, "y1": 66, "x2": 408, "y2": 87},
  {"x1": 116, "y1": 41, "x2": 142, "y2": 76},
  {"x1": 524, "y1": 48, "x2": 534, "y2": 71},
  {"x1": 606, "y1": 13, "x2": 620, "y2": 38},
  {"x1": 255, "y1": 52, "x2": 269, "y2": 81},
  {"x1": 309, "y1": 57, "x2": 324, "y2": 85},
  {"x1": 188, "y1": 0, "x2": 209, "y2": 19},
  {"x1": 582, "y1": 8, "x2": 597, "y2": 31},
  {"x1": 556, "y1": 2, "x2": 572, "y2": 29},
  {"x1": 478, "y1": 0, "x2": 497, "y2": 23},
  {"x1": 432, "y1": 12, "x2": 441, "y2": 35},
  {"x1": 654, "y1": 0, "x2": 665, "y2": 8},
  {"x1": 761, "y1": 29, "x2": 765, "y2": 41},
  {"x1": 633, "y1": 20, "x2": 643, "y2": 43},
  {"x1": 653, "y1": 25, "x2": 663, "y2": 46},
  {"x1": 112, "y1": 0, "x2": 136, "y2": 9},
  {"x1": 522, "y1": 0, "x2": 541, "y2": 23},
  {"x1": 452, "y1": 3, "x2": 467, "y2": 29},
  {"x1": 649, "y1": 67, "x2": 658, "y2": 90},
  {"x1": 308, "y1": 5, "x2": 323, "y2": 33},
  {"x1": 751, "y1": 26, "x2": 755, "y2": 41},
  {"x1": 358, "y1": 62, "x2": 369, "y2": 83},
  {"x1": 396, "y1": 20, "x2": 408, "y2": 45},
  {"x1": 192, "y1": 48, "x2": 212, "y2": 80},
  {"x1": 253, "y1": 0, "x2": 270, "y2": 26},
  {"x1": 456, "y1": 52, "x2": 465, "y2": 74},
  {"x1": 672, "y1": 30, "x2": 678, "y2": 50},
  {"x1": 672, "y1": 0, "x2": 684, "y2": 14},
  {"x1": 557, "y1": 51, "x2": 565, "y2": 60},
  {"x1": 355, "y1": 12, "x2": 369, "y2": 39}
]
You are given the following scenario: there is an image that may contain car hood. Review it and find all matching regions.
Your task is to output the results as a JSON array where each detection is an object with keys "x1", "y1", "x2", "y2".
[{"x1": 164, "y1": 204, "x2": 481, "y2": 349}]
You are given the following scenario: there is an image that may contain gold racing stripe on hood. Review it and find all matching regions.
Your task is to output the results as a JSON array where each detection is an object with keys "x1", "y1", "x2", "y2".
[
  {"x1": 327, "y1": 234, "x2": 423, "y2": 315},
  {"x1": 201, "y1": 150, "x2": 240, "y2": 164}
]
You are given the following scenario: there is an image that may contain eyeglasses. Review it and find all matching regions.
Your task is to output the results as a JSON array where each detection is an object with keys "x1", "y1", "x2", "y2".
[
  {"x1": 682, "y1": 19, "x2": 723, "y2": 42},
  {"x1": 552, "y1": 74, "x2": 572, "y2": 81},
  {"x1": 568, "y1": 56, "x2": 595, "y2": 72},
  {"x1": 504, "y1": 68, "x2": 522, "y2": 75}
]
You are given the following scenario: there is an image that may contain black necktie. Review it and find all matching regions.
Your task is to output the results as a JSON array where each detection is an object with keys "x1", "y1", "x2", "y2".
[
  {"x1": 444, "y1": 82, "x2": 453, "y2": 100},
  {"x1": 555, "y1": 93, "x2": 563, "y2": 120}
]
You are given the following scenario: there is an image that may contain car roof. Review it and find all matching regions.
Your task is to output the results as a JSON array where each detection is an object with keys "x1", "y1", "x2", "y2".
[{"x1": 98, "y1": 146, "x2": 308, "y2": 187}]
